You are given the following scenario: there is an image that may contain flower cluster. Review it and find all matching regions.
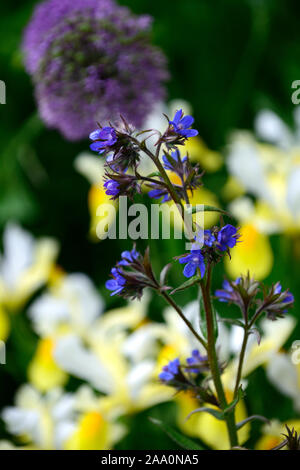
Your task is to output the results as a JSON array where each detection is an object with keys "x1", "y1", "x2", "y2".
[
  {"x1": 215, "y1": 275, "x2": 294, "y2": 322},
  {"x1": 23, "y1": 0, "x2": 168, "y2": 140},
  {"x1": 159, "y1": 109, "x2": 199, "y2": 149},
  {"x1": 106, "y1": 247, "x2": 160, "y2": 299},
  {"x1": 178, "y1": 225, "x2": 240, "y2": 278},
  {"x1": 159, "y1": 351, "x2": 217, "y2": 406},
  {"x1": 90, "y1": 121, "x2": 140, "y2": 172}
]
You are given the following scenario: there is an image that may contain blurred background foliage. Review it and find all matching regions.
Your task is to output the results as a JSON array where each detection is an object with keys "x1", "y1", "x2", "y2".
[{"x1": 0, "y1": 0, "x2": 300, "y2": 449}]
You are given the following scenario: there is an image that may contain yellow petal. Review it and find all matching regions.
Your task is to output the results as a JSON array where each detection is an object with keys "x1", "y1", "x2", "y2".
[
  {"x1": 225, "y1": 223, "x2": 273, "y2": 280},
  {"x1": 28, "y1": 338, "x2": 68, "y2": 392},
  {"x1": 88, "y1": 184, "x2": 117, "y2": 241},
  {"x1": 0, "y1": 306, "x2": 10, "y2": 342},
  {"x1": 184, "y1": 137, "x2": 223, "y2": 172}
]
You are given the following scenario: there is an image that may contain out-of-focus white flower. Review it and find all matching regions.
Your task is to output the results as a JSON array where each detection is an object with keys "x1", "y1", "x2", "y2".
[
  {"x1": 226, "y1": 109, "x2": 300, "y2": 233},
  {"x1": 53, "y1": 293, "x2": 172, "y2": 413},
  {"x1": 266, "y1": 349, "x2": 300, "y2": 412},
  {"x1": 0, "y1": 223, "x2": 58, "y2": 341},
  {"x1": 0, "y1": 223, "x2": 59, "y2": 311},
  {"x1": 27, "y1": 272, "x2": 104, "y2": 392},
  {"x1": 1, "y1": 385, "x2": 125, "y2": 450},
  {"x1": 29, "y1": 272, "x2": 104, "y2": 338},
  {"x1": 1, "y1": 385, "x2": 76, "y2": 449}
]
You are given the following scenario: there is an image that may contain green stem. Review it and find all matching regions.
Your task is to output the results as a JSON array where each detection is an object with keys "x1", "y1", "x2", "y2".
[
  {"x1": 233, "y1": 329, "x2": 249, "y2": 397},
  {"x1": 200, "y1": 267, "x2": 238, "y2": 449},
  {"x1": 160, "y1": 290, "x2": 207, "y2": 351}
]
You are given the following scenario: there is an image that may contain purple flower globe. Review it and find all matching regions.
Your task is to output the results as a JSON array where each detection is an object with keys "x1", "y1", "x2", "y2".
[{"x1": 22, "y1": 0, "x2": 168, "y2": 140}]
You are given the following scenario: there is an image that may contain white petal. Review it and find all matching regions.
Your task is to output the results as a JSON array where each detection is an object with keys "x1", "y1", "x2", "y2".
[
  {"x1": 255, "y1": 109, "x2": 293, "y2": 148},
  {"x1": 60, "y1": 273, "x2": 104, "y2": 327},
  {"x1": 126, "y1": 360, "x2": 155, "y2": 399},
  {"x1": 0, "y1": 223, "x2": 34, "y2": 289},
  {"x1": 266, "y1": 353, "x2": 299, "y2": 399},
  {"x1": 29, "y1": 293, "x2": 70, "y2": 336},
  {"x1": 54, "y1": 335, "x2": 114, "y2": 394},
  {"x1": 286, "y1": 167, "x2": 300, "y2": 218}
]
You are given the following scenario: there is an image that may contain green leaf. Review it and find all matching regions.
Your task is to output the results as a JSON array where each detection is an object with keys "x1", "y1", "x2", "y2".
[
  {"x1": 170, "y1": 275, "x2": 201, "y2": 294},
  {"x1": 186, "y1": 407, "x2": 225, "y2": 421},
  {"x1": 187, "y1": 205, "x2": 231, "y2": 217},
  {"x1": 236, "y1": 415, "x2": 270, "y2": 431},
  {"x1": 149, "y1": 418, "x2": 204, "y2": 450}
]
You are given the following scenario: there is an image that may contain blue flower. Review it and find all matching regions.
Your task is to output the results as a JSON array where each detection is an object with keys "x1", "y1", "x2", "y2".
[
  {"x1": 179, "y1": 244, "x2": 205, "y2": 278},
  {"x1": 105, "y1": 268, "x2": 126, "y2": 296},
  {"x1": 217, "y1": 224, "x2": 239, "y2": 251},
  {"x1": 215, "y1": 278, "x2": 241, "y2": 303},
  {"x1": 169, "y1": 109, "x2": 198, "y2": 138},
  {"x1": 162, "y1": 149, "x2": 187, "y2": 171},
  {"x1": 274, "y1": 282, "x2": 294, "y2": 304},
  {"x1": 186, "y1": 349, "x2": 208, "y2": 373},
  {"x1": 148, "y1": 188, "x2": 170, "y2": 203},
  {"x1": 104, "y1": 180, "x2": 120, "y2": 197},
  {"x1": 159, "y1": 358, "x2": 180, "y2": 382},
  {"x1": 89, "y1": 127, "x2": 117, "y2": 154},
  {"x1": 118, "y1": 248, "x2": 139, "y2": 266},
  {"x1": 204, "y1": 229, "x2": 215, "y2": 247}
]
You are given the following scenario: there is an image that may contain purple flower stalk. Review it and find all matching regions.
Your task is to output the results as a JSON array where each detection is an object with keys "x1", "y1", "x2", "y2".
[{"x1": 23, "y1": 0, "x2": 168, "y2": 141}]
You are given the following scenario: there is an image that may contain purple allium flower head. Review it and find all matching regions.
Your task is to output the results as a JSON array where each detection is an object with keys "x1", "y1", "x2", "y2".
[
  {"x1": 217, "y1": 224, "x2": 239, "y2": 251},
  {"x1": 159, "y1": 358, "x2": 180, "y2": 382},
  {"x1": 178, "y1": 244, "x2": 205, "y2": 278},
  {"x1": 23, "y1": 0, "x2": 168, "y2": 141}
]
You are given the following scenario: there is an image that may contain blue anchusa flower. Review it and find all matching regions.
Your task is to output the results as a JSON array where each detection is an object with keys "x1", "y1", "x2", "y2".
[
  {"x1": 105, "y1": 267, "x2": 126, "y2": 296},
  {"x1": 169, "y1": 110, "x2": 198, "y2": 138},
  {"x1": 104, "y1": 171, "x2": 141, "y2": 200},
  {"x1": 118, "y1": 248, "x2": 140, "y2": 266},
  {"x1": 215, "y1": 278, "x2": 241, "y2": 303},
  {"x1": 105, "y1": 247, "x2": 159, "y2": 299},
  {"x1": 217, "y1": 224, "x2": 240, "y2": 251},
  {"x1": 89, "y1": 127, "x2": 117, "y2": 154},
  {"x1": 179, "y1": 244, "x2": 206, "y2": 278},
  {"x1": 186, "y1": 350, "x2": 209, "y2": 373},
  {"x1": 159, "y1": 358, "x2": 180, "y2": 382},
  {"x1": 203, "y1": 229, "x2": 216, "y2": 247},
  {"x1": 104, "y1": 179, "x2": 120, "y2": 197},
  {"x1": 148, "y1": 187, "x2": 171, "y2": 203}
]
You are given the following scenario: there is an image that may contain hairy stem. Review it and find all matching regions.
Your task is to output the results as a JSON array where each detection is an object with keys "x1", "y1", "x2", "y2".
[{"x1": 200, "y1": 267, "x2": 238, "y2": 448}]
